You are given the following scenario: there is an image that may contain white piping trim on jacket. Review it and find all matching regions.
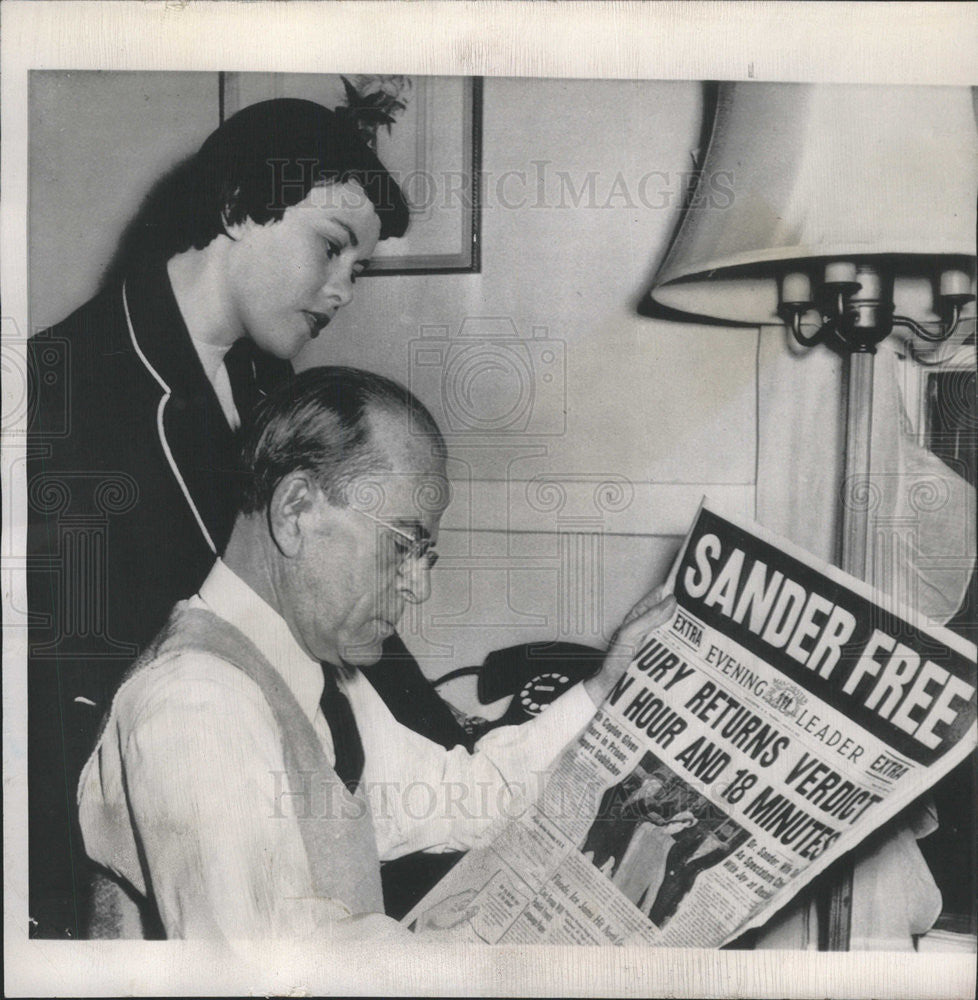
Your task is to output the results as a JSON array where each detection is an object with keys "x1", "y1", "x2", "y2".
[{"x1": 122, "y1": 281, "x2": 218, "y2": 555}]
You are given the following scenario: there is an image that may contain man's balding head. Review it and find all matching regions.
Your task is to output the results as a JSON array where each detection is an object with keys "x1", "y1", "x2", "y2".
[
  {"x1": 238, "y1": 366, "x2": 446, "y2": 515},
  {"x1": 230, "y1": 367, "x2": 447, "y2": 668}
]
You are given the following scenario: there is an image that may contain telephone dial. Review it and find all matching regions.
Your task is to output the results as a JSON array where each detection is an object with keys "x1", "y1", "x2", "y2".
[{"x1": 433, "y1": 640, "x2": 606, "y2": 729}]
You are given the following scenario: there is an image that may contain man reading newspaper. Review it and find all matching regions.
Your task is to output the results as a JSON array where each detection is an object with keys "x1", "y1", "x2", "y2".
[{"x1": 76, "y1": 367, "x2": 676, "y2": 941}]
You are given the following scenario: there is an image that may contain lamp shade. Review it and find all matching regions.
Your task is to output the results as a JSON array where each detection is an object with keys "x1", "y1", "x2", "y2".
[{"x1": 648, "y1": 83, "x2": 978, "y2": 325}]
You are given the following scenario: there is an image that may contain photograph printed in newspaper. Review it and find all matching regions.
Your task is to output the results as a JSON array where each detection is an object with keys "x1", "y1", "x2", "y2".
[{"x1": 403, "y1": 499, "x2": 977, "y2": 946}]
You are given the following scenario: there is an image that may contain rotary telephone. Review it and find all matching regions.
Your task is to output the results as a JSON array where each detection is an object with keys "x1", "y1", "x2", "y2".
[{"x1": 433, "y1": 640, "x2": 606, "y2": 728}]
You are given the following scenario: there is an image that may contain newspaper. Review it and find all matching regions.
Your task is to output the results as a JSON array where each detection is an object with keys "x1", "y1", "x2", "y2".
[{"x1": 404, "y1": 500, "x2": 978, "y2": 946}]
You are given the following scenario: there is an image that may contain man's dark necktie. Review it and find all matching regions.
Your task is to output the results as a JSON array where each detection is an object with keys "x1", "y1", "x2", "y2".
[
  {"x1": 319, "y1": 666, "x2": 365, "y2": 794},
  {"x1": 223, "y1": 338, "x2": 261, "y2": 424}
]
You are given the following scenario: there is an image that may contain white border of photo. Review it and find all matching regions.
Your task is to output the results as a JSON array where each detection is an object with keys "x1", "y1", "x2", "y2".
[{"x1": 3, "y1": 3, "x2": 976, "y2": 997}]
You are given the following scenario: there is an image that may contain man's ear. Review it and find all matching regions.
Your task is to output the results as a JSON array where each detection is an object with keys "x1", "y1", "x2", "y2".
[{"x1": 268, "y1": 471, "x2": 318, "y2": 557}]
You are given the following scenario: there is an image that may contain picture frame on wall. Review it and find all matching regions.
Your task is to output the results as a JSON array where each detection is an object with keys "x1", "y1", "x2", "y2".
[{"x1": 222, "y1": 72, "x2": 482, "y2": 275}]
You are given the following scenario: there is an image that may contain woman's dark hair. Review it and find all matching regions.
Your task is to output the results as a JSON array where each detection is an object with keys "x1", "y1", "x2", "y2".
[
  {"x1": 108, "y1": 98, "x2": 410, "y2": 275},
  {"x1": 237, "y1": 366, "x2": 445, "y2": 515}
]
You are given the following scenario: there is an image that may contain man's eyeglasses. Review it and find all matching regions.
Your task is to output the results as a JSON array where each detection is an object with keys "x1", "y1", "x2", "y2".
[{"x1": 351, "y1": 508, "x2": 439, "y2": 571}]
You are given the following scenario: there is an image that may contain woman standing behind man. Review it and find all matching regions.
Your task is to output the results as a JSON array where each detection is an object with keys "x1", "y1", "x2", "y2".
[{"x1": 27, "y1": 98, "x2": 409, "y2": 937}]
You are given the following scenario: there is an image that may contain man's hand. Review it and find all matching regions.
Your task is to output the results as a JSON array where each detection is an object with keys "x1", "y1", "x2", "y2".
[
  {"x1": 583, "y1": 585, "x2": 676, "y2": 707},
  {"x1": 414, "y1": 888, "x2": 479, "y2": 934}
]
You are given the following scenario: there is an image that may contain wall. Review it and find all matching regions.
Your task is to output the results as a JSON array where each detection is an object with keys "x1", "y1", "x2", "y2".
[
  {"x1": 29, "y1": 72, "x2": 762, "y2": 715},
  {"x1": 29, "y1": 71, "x2": 219, "y2": 333}
]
